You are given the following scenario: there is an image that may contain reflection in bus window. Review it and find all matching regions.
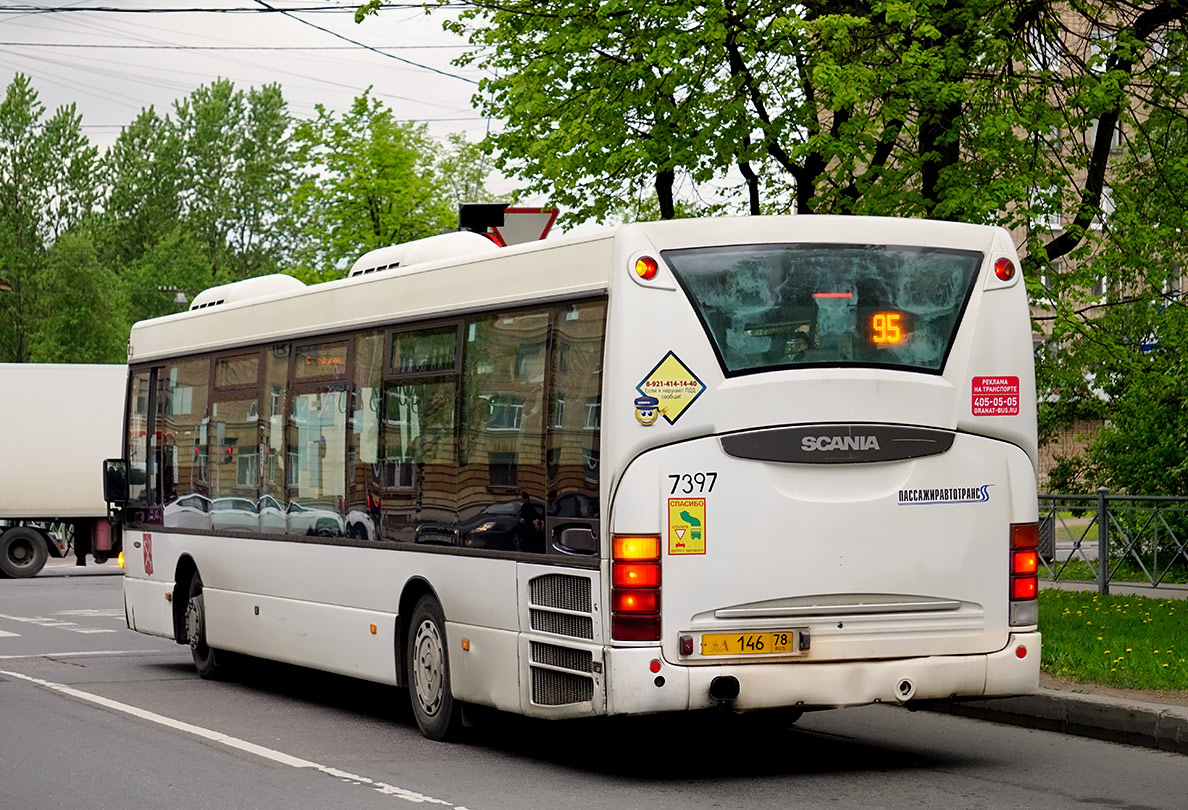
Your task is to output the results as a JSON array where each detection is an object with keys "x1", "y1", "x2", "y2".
[
  {"x1": 547, "y1": 301, "x2": 606, "y2": 553},
  {"x1": 260, "y1": 344, "x2": 288, "y2": 535},
  {"x1": 127, "y1": 370, "x2": 151, "y2": 504},
  {"x1": 460, "y1": 311, "x2": 548, "y2": 553},
  {"x1": 665, "y1": 244, "x2": 981, "y2": 374},
  {"x1": 159, "y1": 358, "x2": 210, "y2": 528},
  {"x1": 382, "y1": 378, "x2": 456, "y2": 544},
  {"x1": 287, "y1": 390, "x2": 347, "y2": 536},
  {"x1": 347, "y1": 332, "x2": 383, "y2": 541}
]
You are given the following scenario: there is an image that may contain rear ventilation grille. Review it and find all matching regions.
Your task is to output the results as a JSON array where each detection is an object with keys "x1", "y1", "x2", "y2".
[
  {"x1": 526, "y1": 576, "x2": 597, "y2": 707},
  {"x1": 531, "y1": 667, "x2": 594, "y2": 706},
  {"x1": 528, "y1": 573, "x2": 594, "y2": 639},
  {"x1": 531, "y1": 641, "x2": 593, "y2": 673},
  {"x1": 530, "y1": 574, "x2": 592, "y2": 613},
  {"x1": 530, "y1": 609, "x2": 593, "y2": 639}
]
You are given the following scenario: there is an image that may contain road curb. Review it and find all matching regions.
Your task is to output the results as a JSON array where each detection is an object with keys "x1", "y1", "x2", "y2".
[{"x1": 922, "y1": 688, "x2": 1188, "y2": 755}]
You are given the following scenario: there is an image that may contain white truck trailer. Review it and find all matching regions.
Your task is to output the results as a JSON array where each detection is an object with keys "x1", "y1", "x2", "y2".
[{"x1": 0, "y1": 364, "x2": 125, "y2": 577}]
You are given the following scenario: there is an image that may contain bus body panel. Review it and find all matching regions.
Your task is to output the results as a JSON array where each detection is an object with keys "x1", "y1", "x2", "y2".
[
  {"x1": 600, "y1": 217, "x2": 1036, "y2": 510},
  {"x1": 122, "y1": 531, "x2": 523, "y2": 678},
  {"x1": 128, "y1": 234, "x2": 614, "y2": 363},
  {"x1": 611, "y1": 434, "x2": 1037, "y2": 665}
]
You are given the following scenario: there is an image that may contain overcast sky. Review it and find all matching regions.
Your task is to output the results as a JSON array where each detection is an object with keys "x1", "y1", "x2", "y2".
[{"x1": 0, "y1": 1, "x2": 495, "y2": 158}]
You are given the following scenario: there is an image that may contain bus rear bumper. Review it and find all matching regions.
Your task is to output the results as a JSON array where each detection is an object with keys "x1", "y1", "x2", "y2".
[{"x1": 605, "y1": 632, "x2": 1041, "y2": 715}]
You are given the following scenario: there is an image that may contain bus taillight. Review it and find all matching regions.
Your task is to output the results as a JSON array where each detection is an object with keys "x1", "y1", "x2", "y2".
[
  {"x1": 612, "y1": 534, "x2": 661, "y2": 641},
  {"x1": 1009, "y1": 522, "x2": 1039, "y2": 626}
]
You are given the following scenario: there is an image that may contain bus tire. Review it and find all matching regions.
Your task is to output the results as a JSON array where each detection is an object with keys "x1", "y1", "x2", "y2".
[
  {"x1": 0, "y1": 527, "x2": 49, "y2": 578},
  {"x1": 407, "y1": 595, "x2": 460, "y2": 741},
  {"x1": 185, "y1": 573, "x2": 226, "y2": 679}
]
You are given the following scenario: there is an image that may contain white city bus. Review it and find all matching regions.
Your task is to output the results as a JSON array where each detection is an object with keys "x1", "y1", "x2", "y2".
[{"x1": 109, "y1": 215, "x2": 1041, "y2": 740}]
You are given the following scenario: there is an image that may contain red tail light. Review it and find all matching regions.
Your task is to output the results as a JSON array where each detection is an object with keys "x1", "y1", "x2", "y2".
[
  {"x1": 1013, "y1": 550, "x2": 1039, "y2": 575},
  {"x1": 1011, "y1": 577, "x2": 1038, "y2": 600},
  {"x1": 1009, "y1": 522, "x2": 1038, "y2": 603},
  {"x1": 612, "y1": 534, "x2": 660, "y2": 641}
]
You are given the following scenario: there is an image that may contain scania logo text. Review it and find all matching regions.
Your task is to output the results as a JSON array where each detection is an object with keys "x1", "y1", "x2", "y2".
[{"x1": 800, "y1": 435, "x2": 882, "y2": 452}]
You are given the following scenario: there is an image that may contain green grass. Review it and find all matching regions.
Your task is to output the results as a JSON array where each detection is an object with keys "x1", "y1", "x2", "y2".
[{"x1": 1039, "y1": 590, "x2": 1188, "y2": 691}]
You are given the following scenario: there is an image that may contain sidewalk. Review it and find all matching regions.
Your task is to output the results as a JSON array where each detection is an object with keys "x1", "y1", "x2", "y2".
[{"x1": 924, "y1": 579, "x2": 1188, "y2": 755}]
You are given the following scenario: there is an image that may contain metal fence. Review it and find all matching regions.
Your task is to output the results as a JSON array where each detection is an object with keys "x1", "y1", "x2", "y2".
[{"x1": 1038, "y1": 489, "x2": 1188, "y2": 594}]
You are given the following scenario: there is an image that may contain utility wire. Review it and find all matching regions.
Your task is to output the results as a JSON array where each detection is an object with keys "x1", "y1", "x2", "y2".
[
  {"x1": 249, "y1": 0, "x2": 477, "y2": 84},
  {"x1": 0, "y1": 41, "x2": 465, "y2": 49},
  {"x1": 0, "y1": 4, "x2": 471, "y2": 12}
]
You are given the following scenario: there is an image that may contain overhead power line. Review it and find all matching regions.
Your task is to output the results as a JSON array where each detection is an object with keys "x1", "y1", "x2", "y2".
[
  {"x1": 250, "y1": 0, "x2": 477, "y2": 85},
  {"x1": 0, "y1": 42, "x2": 466, "y2": 50},
  {"x1": 0, "y1": 4, "x2": 471, "y2": 12}
]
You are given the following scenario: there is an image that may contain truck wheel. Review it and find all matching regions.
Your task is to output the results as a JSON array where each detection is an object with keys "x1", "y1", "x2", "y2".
[
  {"x1": 185, "y1": 573, "x2": 226, "y2": 679},
  {"x1": 407, "y1": 595, "x2": 461, "y2": 741},
  {"x1": 0, "y1": 527, "x2": 49, "y2": 578}
]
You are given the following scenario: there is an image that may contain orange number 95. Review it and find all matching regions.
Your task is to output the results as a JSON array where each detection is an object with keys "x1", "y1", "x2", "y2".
[{"x1": 872, "y1": 312, "x2": 902, "y2": 344}]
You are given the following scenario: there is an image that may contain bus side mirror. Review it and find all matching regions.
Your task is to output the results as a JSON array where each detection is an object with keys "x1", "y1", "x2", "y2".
[{"x1": 103, "y1": 459, "x2": 129, "y2": 506}]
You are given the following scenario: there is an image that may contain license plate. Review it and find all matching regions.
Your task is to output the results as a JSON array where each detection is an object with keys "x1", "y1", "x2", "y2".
[{"x1": 701, "y1": 630, "x2": 803, "y2": 656}]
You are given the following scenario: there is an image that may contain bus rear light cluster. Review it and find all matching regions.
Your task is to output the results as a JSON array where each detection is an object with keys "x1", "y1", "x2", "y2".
[
  {"x1": 1009, "y1": 523, "x2": 1039, "y2": 625},
  {"x1": 612, "y1": 534, "x2": 661, "y2": 641}
]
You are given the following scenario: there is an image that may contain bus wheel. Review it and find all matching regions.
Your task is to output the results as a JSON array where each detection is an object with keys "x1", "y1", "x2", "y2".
[
  {"x1": 185, "y1": 573, "x2": 225, "y2": 679},
  {"x1": 407, "y1": 596, "x2": 460, "y2": 741},
  {"x1": 0, "y1": 527, "x2": 49, "y2": 578}
]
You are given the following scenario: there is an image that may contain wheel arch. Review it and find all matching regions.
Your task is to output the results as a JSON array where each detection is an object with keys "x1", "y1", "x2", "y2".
[
  {"x1": 395, "y1": 577, "x2": 441, "y2": 688},
  {"x1": 172, "y1": 555, "x2": 199, "y2": 644}
]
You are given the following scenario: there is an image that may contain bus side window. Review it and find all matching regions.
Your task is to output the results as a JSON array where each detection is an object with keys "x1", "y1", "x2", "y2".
[
  {"x1": 546, "y1": 300, "x2": 605, "y2": 555},
  {"x1": 459, "y1": 311, "x2": 549, "y2": 553}
]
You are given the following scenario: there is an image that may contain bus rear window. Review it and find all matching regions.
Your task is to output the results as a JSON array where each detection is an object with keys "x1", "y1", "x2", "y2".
[{"x1": 663, "y1": 243, "x2": 982, "y2": 374}]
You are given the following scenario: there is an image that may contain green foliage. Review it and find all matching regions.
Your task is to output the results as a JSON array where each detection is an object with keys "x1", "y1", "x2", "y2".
[
  {"x1": 290, "y1": 89, "x2": 456, "y2": 280},
  {"x1": 0, "y1": 74, "x2": 99, "y2": 362},
  {"x1": 1087, "y1": 305, "x2": 1188, "y2": 495},
  {"x1": 171, "y1": 79, "x2": 294, "y2": 282},
  {"x1": 30, "y1": 231, "x2": 128, "y2": 364},
  {"x1": 2, "y1": 72, "x2": 475, "y2": 362}
]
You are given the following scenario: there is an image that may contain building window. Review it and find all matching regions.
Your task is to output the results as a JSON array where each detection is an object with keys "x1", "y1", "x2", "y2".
[
  {"x1": 1088, "y1": 118, "x2": 1122, "y2": 151},
  {"x1": 1030, "y1": 187, "x2": 1062, "y2": 231},
  {"x1": 1091, "y1": 185, "x2": 1114, "y2": 231},
  {"x1": 1090, "y1": 26, "x2": 1115, "y2": 73},
  {"x1": 1027, "y1": 27, "x2": 1061, "y2": 72},
  {"x1": 554, "y1": 394, "x2": 566, "y2": 428},
  {"x1": 486, "y1": 395, "x2": 525, "y2": 431},
  {"x1": 489, "y1": 452, "x2": 517, "y2": 487},
  {"x1": 584, "y1": 397, "x2": 601, "y2": 430}
]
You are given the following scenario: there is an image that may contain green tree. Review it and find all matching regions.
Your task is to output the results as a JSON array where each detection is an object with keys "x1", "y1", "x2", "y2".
[
  {"x1": 0, "y1": 74, "x2": 98, "y2": 362},
  {"x1": 98, "y1": 106, "x2": 186, "y2": 267},
  {"x1": 172, "y1": 79, "x2": 295, "y2": 283},
  {"x1": 290, "y1": 89, "x2": 455, "y2": 280},
  {"x1": 30, "y1": 231, "x2": 128, "y2": 364},
  {"x1": 437, "y1": 132, "x2": 492, "y2": 209}
]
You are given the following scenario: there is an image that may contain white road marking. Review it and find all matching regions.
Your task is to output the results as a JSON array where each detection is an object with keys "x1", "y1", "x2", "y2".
[
  {"x1": 0, "y1": 612, "x2": 116, "y2": 634},
  {"x1": 0, "y1": 670, "x2": 473, "y2": 809},
  {"x1": 0, "y1": 650, "x2": 176, "y2": 660},
  {"x1": 0, "y1": 630, "x2": 19, "y2": 638},
  {"x1": 56, "y1": 609, "x2": 126, "y2": 618}
]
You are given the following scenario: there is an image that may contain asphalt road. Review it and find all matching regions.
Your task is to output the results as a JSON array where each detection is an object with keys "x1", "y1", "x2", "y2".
[{"x1": 3, "y1": 561, "x2": 1188, "y2": 810}]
